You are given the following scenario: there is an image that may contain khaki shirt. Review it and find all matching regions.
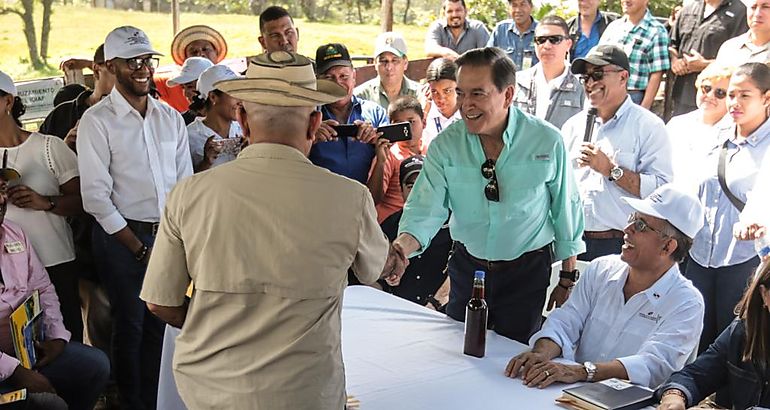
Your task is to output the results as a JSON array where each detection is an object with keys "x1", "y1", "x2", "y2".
[
  {"x1": 715, "y1": 32, "x2": 770, "y2": 66},
  {"x1": 140, "y1": 143, "x2": 389, "y2": 410}
]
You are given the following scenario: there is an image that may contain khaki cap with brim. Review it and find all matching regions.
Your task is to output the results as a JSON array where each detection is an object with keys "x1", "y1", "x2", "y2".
[{"x1": 215, "y1": 51, "x2": 346, "y2": 107}]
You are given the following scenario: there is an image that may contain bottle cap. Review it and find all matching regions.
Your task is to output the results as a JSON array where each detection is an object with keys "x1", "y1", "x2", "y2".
[{"x1": 474, "y1": 270, "x2": 485, "y2": 280}]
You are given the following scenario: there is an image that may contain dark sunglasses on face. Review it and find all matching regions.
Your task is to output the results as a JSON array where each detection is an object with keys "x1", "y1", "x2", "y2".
[
  {"x1": 627, "y1": 214, "x2": 670, "y2": 237},
  {"x1": 700, "y1": 84, "x2": 727, "y2": 99},
  {"x1": 481, "y1": 159, "x2": 500, "y2": 202},
  {"x1": 534, "y1": 35, "x2": 566, "y2": 45},
  {"x1": 124, "y1": 57, "x2": 159, "y2": 71},
  {"x1": 578, "y1": 69, "x2": 624, "y2": 83}
]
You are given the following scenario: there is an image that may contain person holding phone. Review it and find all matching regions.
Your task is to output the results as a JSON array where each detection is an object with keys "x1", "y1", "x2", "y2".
[
  {"x1": 367, "y1": 96, "x2": 425, "y2": 223},
  {"x1": 310, "y1": 43, "x2": 389, "y2": 184},
  {"x1": 186, "y1": 64, "x2": 243, "y2": 172}
]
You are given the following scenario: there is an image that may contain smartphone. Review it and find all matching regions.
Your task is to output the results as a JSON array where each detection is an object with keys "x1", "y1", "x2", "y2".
[
  {"x1": 219, "y1": 137, "x2": 243, "y2": 156},
  {"x1": 332, "y1": 124, "x2": 359, "y2": 138},
  {"x1": 377, "y1": 122, "x2": 412, "y2": 143}
]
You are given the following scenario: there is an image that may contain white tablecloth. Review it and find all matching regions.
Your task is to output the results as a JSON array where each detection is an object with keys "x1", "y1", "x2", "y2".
[{"x1": 158, "y1": 286, "x2": 587, "y2": 409}]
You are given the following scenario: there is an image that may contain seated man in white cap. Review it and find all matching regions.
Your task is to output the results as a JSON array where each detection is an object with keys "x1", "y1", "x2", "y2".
[
  {"x1": 354, "y1": 31, "x2": 420, "y2": 110},
  {"x1": 505, "y1": 184, "x2": 706, "y2": 389},
  {"x1": 140, "y1": 50, "x2": 395, "y2": 410}
]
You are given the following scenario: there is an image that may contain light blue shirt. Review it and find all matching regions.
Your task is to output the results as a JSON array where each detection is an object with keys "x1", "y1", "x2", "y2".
[
  {"x1": 532, "y1": 255, "x2": 704, "y2": 388},
  {"x1": 398, "y1": 105, "x2": 585, "y2": 261},
  {"x1": 689, "y1": 119, "x2": 770, "y2": 268},
  {"x1": 561, "y1": 97, "x2": 674, "y2": 231},
  {"x1": 487, "y1": 18, "x2": 539, "y2": 70}
]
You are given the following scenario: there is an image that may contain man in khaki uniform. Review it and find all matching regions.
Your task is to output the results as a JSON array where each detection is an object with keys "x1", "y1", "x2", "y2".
[{"x1": 139, "y1": 51, "x2": 396, "y2": 410}]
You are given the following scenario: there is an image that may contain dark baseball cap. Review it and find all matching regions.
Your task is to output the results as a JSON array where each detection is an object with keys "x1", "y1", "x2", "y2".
[
  {"x1": 399, "y1": 155, "x2": 424, "y2": 186},
  {"x1": 571, "y1": 45, "x2": 630, "y2": 75},
  {"x1": 315, "y1": 43, "x2": 352, "y2": 75},
  {"x1": 94, "y1": 44, "x2": 106, "y2": 64}
]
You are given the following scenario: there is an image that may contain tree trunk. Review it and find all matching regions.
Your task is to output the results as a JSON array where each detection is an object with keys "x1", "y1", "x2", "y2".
[
  {"x1": 357, "y1": 0, "x2": 363, "y2": 24},
  {"x1": 20, "y1": 0, "x2": 44, "y2": 69},
  {"x1": 40, "y1": 0, "x2": 54, "y2": 61},
  {"x1": 402, "y1": 0, "x2": 410, "y2": 24},
  {"x1": 300, "y1": 0, "x2": 316, "y2": 21},
  {"x1": 380, "y1": 0, "x2": 393, "y2": 31}
]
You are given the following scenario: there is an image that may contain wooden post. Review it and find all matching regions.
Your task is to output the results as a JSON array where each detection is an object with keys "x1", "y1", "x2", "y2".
[{"x1": 172, "y1": 0, "x2": 180, "y2": 34}]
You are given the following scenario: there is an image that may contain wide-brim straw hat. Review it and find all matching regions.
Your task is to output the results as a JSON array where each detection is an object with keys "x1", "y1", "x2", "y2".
[
  {"x1": 216, "y1": 51, "x2": 346, "y2": 107},
  {"x1": 171, "y1": 25, "x2": 228, "y2": 65}
]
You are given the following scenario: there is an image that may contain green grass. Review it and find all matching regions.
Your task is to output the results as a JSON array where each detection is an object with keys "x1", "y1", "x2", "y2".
[{"x1": 0, "y1": 5, "x2": 430, "y2": 81}]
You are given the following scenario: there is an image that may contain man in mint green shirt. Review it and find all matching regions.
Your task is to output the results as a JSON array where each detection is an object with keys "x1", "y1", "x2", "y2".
[{"x1": 381, "y1": 47, "x2": 585, "y2": 343}]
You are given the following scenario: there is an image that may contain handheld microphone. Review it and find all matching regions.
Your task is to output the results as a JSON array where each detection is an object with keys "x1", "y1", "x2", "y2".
[{"x1": 583, "y1": 108, "x2": 598, "y2": 143}]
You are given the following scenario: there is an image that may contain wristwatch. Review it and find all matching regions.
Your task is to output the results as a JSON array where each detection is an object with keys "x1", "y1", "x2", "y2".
[
  {"x1": 426, "y1": 296, "x2": 443, "y2": 310},
  {"x1": 559, "y1": 269, "x2": 580, "y2": 282},
  {"x1": 583, "y1": 361, "x2": 597, "y2": 382},
  {"x1": 608, "y1": 166, "x2": 624, "y2": 182},
  {"x1": 45, "y1": 196, "x2": 57, "y2": 211}
]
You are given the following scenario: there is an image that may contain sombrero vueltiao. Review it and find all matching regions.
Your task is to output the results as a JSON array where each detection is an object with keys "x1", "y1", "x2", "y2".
[
  {"x1": 171, "y1": 25, "x2": 228, "y2": 65},
  {"x1": 215, "y1": 51, "x2": 346, "y2": 107}
]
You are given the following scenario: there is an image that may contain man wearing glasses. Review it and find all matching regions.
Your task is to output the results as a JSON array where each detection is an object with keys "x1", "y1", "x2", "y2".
[
  {"x1": 354, "y1": 32, "x2": 420, "y2": 110},
  {"x1": 77, "y1": 26, "x2": 193, "y2": 410},
  {"x1": 505, "y1": 185, "x2": 705, "y2": 390},
  {"x1": 513, "y1": 15, "x2": 585, "y2": 129},
  {"x1": 383, "y1": 47, "x2": 585, "y2": 344},
  {"x1": 561, "y1": 45, "x2": 673, "y2": 261}
]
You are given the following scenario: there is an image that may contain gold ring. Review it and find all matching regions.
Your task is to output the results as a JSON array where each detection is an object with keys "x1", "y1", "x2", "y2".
[{"x1": 544, "y1": 370, "x2": 550, "y2": 377}]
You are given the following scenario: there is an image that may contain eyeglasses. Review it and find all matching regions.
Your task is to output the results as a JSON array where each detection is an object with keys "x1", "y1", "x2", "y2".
[
  {"x1": 578, "y1": 69, "x2": 624, "y2": 83},
  {"x1": 123, "y1": 57, "x2": 159, "y2": 71},
  {"x1": 481, "y1": 159, "x2": 500, "y2": 202},
  {"x1": 700, "y1": 84, "x2": 727, "y2": 99},
  {"x1": 534, "y1": 35, "x2": 566, "y2": 45},
  {"x1": 627, "y1": 214, "x2": 670, "y2": 237}
]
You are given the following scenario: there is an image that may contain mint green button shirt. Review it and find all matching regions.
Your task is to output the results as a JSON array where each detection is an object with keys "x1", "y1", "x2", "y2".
[{"x1": 398, "y1": 106, "x2": 585, "y2": 261}]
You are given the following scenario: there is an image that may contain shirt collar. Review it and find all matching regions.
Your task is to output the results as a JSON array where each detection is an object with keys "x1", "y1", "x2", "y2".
[
  {"x1": 109, "y1": 87, "x2": 158, "y2": 118},
  {"x1": 509, "y1": 18, "x2": 537, "y2": 35},
  {"x1": 599, "y1": 95, "x2": 634, "y2": 126},
  {"x1": 376, "y1": 76, "x2": 412, "y2": 96},
  {"x1": 577, "y1": 12, "x2": 603, "y2": 27},
  {"x1": 238, "y1": 143, "x2": 313, "y2": 165},
  {"x1": 502, "y1": 105, "x2": 524, "y2": 146},
  {"x1": 535, "y1": 63, "x2": 570, "y2": 90},
  {"x1": 741, "y1": 32, "x2": 770, "y2": 52},
  {"x1": 726, "y1": 118, "x2": 770, "y2": 147},
  {"x1": 607, "y1": 262, "x2": 682, "y2": 306},
  {"x1": 622, "y1": 9, "x2": 653, "y2": 30}
]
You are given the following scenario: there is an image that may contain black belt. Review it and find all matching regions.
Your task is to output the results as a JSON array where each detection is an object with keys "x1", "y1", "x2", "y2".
[
  {"x1": 455, "y1": 242, "x2": 548, "y2": 270},
  {"x1": 584, "y1": 230, "x2": 624, "y2": 240},
  {"x1": 126, "y1": 219, "x2": 160, "y2": 237}
]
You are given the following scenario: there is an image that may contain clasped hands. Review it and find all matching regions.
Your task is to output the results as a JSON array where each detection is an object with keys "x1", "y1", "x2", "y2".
[
  {"x1": 380, "y1": 242, "x2": 409, "y2": 286},
  {"x1": 504, "y1": 351, "x2": 586, "y2": 389}
]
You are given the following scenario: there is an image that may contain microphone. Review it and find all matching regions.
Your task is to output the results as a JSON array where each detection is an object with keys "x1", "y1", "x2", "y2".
[{"x1": 583, "y1": 108, "x2": 598, "y2": 143}]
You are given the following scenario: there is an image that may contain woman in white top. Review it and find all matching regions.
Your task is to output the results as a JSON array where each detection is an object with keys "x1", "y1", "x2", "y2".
[
  {"x1": 422, "y1": 58, "x2": 461, "y2": 146},
  {"x1": 666, "y1": 64, "x2": 734, "y2": 188},
  {"x1": 0, "y1": 70, "x2": 83, "y2": 340},
  {"x1": 187, "y1": 64, "x2": 242, "y2": 172}
]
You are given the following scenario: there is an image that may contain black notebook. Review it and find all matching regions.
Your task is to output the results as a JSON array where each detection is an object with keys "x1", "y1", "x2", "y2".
[{"x1": 559, "y1": 379, "x2": 655, "y2": 410}]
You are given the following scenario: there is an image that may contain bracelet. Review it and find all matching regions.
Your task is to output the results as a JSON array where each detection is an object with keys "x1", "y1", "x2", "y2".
[
  {"x1": 661, "y1": 389, "x2": 687, "y2": 404},
  {"x1": 557, "y1": 282, "x2": 574, "y2": 291},
  {"x1": 134, "y1": 245, "x2": 149, "y2": 262}
]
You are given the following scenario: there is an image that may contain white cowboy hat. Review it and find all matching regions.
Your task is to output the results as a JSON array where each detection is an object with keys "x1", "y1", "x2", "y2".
[{"x1": 215, "y1": 51, "x2": 346, "y2": 107}]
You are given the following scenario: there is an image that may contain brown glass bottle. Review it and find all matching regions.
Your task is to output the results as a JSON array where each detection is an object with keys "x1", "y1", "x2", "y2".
[{"x1": 463, "y1": 270, "x2": 487, "y2": 357}]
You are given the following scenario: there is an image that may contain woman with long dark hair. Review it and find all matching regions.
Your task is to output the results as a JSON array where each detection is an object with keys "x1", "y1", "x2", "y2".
[
  {"x1": 657, "y1": 261, "x2": 770, "y2": 409},
  {"x1": 0, "y1": 71, "x2": 83, "y2": 341}
]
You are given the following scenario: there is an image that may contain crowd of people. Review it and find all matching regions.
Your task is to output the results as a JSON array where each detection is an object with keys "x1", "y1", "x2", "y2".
[{"x1": 0, "y1": 0, "x2": 769, "y2": 408}]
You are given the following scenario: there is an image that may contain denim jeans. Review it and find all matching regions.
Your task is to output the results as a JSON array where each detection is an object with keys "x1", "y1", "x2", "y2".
[
  {"x1": 0, "y1": 342, "x2": 109, "y2": 410},
  {"x1": 92, "y1": 226, "x2": 163, "y2": 410},
  {"x1": 684, "y1": 256, "x2": 760, "y2": 353}
]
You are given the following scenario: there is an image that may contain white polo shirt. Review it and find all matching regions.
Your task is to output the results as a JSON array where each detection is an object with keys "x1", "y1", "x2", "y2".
[
  {"x1": 531, "y1": 255, "x2": 704, "y2": 388},
  {"x1": 77, "y1": 88, "x2": 193, "y2": 234}
]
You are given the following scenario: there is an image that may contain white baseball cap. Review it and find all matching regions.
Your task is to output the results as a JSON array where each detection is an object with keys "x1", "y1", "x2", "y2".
[
  {"x1": 198, "y1": 64, "x2": 240, "y2": 97},
  {"x1": 374, "y1": 32, "x2": 408, "y2": 59},
  {"x1": 0, "y1": 71, "x2": 16, "y2": 96},
  {"x1": 622, "y1": 184, "x2": 705, "y2": 239},
  {"x1": 104, "y1": 26, "x2": 163, "y2": 60},
  {"x1": 167, "y1": 57, "x2": 213, "y2": 87}
]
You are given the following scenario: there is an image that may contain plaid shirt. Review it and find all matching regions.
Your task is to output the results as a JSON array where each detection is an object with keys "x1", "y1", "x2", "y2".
[{"x1": 599, "y1": 10, "x2": 670, "y2": 90}]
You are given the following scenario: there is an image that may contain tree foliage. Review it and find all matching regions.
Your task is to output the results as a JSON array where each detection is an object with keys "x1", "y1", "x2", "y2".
[{"x1": 1, "y1": 0, "x2": 54, "y2": 70}]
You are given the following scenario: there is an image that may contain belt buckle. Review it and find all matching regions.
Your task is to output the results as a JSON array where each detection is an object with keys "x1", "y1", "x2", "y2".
[{"x1": 151, "y1": 223, "x2": 160, "y2": 237}]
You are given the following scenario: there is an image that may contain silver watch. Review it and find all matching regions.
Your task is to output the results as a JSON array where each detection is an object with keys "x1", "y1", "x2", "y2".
[
  {"x1": 583, "y1": 361, "x2": 597, "y2": 382},
  {"x1": 608, "y1": 166, "x2": 624, "y2": 182}
]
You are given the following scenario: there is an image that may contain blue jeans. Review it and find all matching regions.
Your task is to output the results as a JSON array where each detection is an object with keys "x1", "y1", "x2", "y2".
[
  {"x1": 92, "y1": 226, "x2": 163, "y2": 410},
  {"x1": 684, "y1": 256, "x2": 759, "y2": 353},
  {"x1": 0, "y1": 342, "x2": 109, "y2": 410},
  {"x1": 628, "y1": 90, "x2": 645, "y2": 105}
]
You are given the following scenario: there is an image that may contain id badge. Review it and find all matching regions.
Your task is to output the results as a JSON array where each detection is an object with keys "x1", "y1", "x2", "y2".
[{"x1": 521, "y1": 51, "x2": 533, "y2": 71}]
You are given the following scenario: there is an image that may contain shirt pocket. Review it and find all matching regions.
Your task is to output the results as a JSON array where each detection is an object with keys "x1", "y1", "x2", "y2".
[
  {"x1": 500, "y1": 162, "x2": 552, "y2": 215},
  {"x1": 614, "y1": 151, "x2": 638, "y2": 172}
]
